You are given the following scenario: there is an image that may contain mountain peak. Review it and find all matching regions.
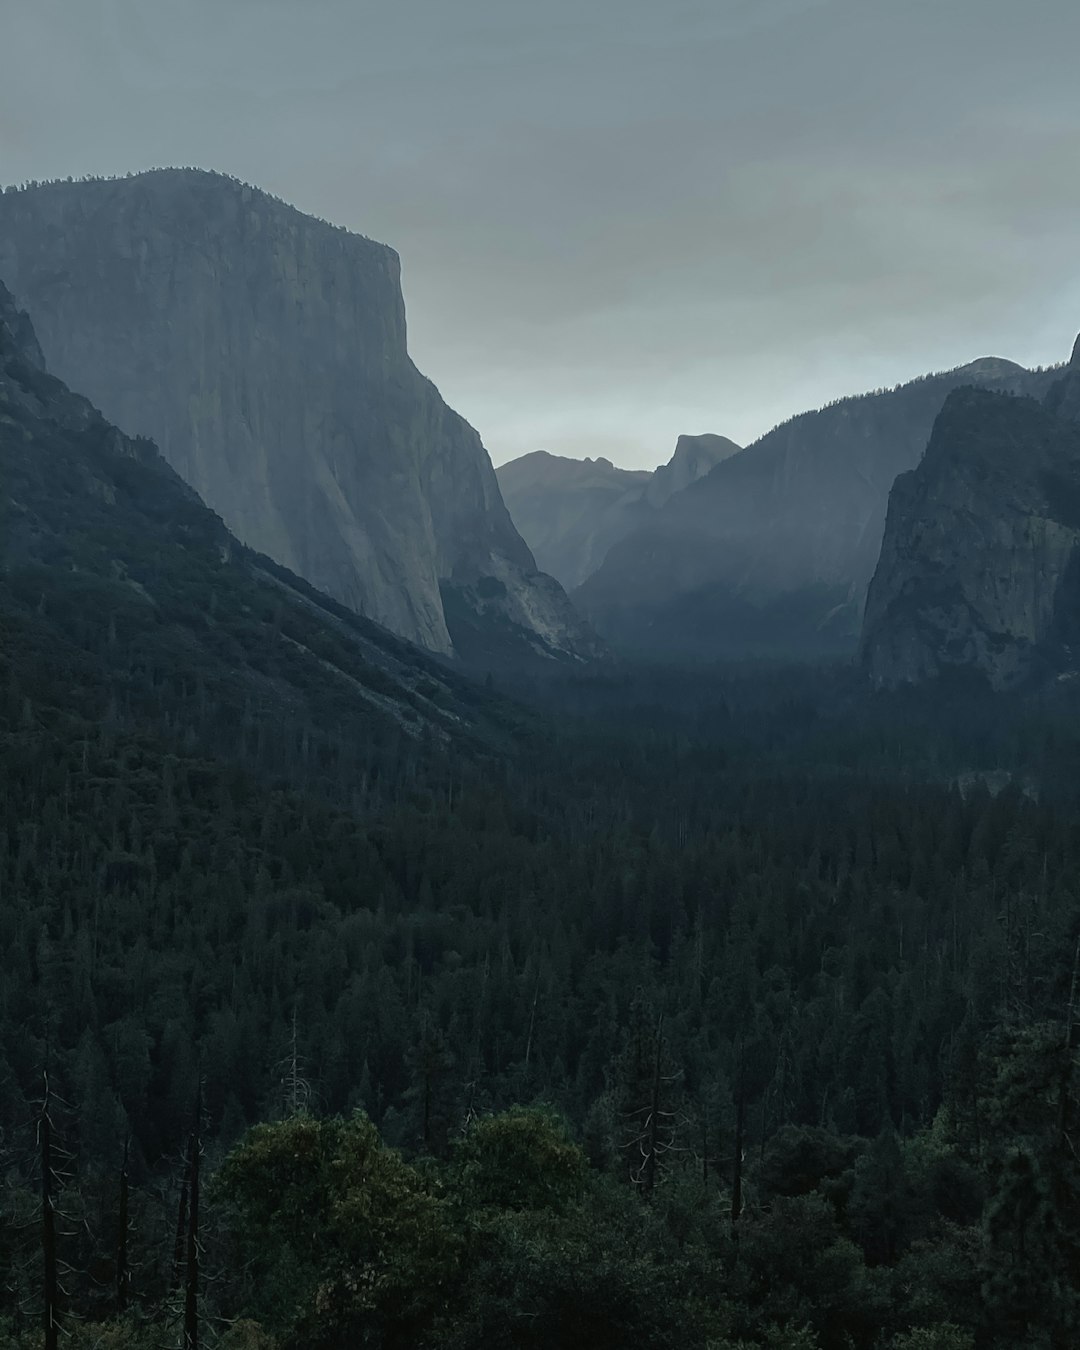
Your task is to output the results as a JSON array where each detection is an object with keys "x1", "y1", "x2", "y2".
[
  {"x1": 952, "y1": 356, "x2": 1027, "y2": 381},
  {"x1": 665, "y1": 432, "x2": 741, "y2": 473},
  {"x1": 1071, "y1": 333, "x2": 1080, "y2": 368},
  {"x1": 645, "y1": 432, "x2": 740, "y2": 507},
  {"x1": 497, "y1": 436, "x2": 737, "y2": 591}
]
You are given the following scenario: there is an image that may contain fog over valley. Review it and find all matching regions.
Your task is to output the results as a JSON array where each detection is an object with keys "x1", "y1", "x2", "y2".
[{"x1": 3, "y1": 6, "x2": 1080, "y2": 1349}]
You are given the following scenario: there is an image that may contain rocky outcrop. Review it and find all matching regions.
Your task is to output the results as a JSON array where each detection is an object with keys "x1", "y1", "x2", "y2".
[
  {"x1": 861, "y1": 357, "x2": 1080, "y2": 690},
  {"x1": 1044, "y1": 334, "x2": 1080, "y2": 425},
  {"x1": 496, "y1": 434, "x2": 737, "y2": 591},
  {"x1": 0, "y1": 277, "x2": 502, "y2": 743},
  {"x1": 575, "y1": 358, "x2": 1058, "y2": 660},
  {"x1": 0, "y1": 170, "x2": 600, "y2": 664},
  {"x1": 644, "y1": 433, "x2": 740, "y2": 509}
]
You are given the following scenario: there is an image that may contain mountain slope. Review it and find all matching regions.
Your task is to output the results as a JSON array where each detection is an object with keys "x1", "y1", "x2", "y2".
[
  {"x1": 575, "y1": 359, "x2": 1058, "y2": 660},
  {"x1": 862, "y1": 341, "x2": 1080, "y2": 690},
  {"x1": 0, "y1": 170, "x2": 600, "y2": 667},
  {"x1": 0, "y1": 277, "x2": 511, "y2": 769},
  {"x1": 497, "y1": 433, "x2": 738, "y2": 591}
]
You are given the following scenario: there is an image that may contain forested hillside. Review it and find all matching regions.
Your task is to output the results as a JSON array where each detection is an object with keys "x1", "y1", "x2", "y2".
[
  {"x1": 5, "y1": 283, "x2": 1080, "y2": 1347},
  {"x1": 7, "y1": 608, "x2": 1080, "y2": 1347}
]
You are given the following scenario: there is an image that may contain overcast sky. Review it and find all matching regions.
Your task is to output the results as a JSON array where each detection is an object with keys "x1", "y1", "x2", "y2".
[{"x1": 3, "y1": 0, "x2": 1080, "y2": 468}]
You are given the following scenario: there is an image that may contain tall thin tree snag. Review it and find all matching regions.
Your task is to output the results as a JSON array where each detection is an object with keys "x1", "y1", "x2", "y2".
[
  {"x1": 116, "y1": 1136, "x2": 130, "y2": 1315},
  {"x1": 731, "y1": 1056, "x2": 747, "y2": 1230},
  {"x1": 624, "y1": 1011, "x2": 685, "y2": 1196},
  {"x1": 642, "y1": 1011, "x2": 664, "y2": 1196},
  {"x1": 184, "y1": 1085, "x2": 202, "y2": 1350},
  {"x1": 170, "y1": 1173, "x2": 189, "y2": 1296},
  {"x1": 281, "y1": 1007, "x2": 311, "y2": 1117},
  {"x1": 524, "y1": 966, "x2": 541, "y2": 1072},
  {"x1": 38, "y1": 1072, "x2": 59, "y2": 1350}
]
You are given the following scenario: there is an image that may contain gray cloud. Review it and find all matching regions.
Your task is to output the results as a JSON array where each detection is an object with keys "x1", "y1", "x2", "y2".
[{"x1": 3, "y1": 0, "x2": 1079, "y2": 466}]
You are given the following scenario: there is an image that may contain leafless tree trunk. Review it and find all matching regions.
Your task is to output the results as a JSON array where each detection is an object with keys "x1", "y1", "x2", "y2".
[
  {"x1": 184, "y1": 1087, "x2": 201, "y2": 1350},
  {"x1": 39, "y1": 1076, "x2": 59, "y2": 1350},
  {"x1": 731, "y1": 1062, "x2": 746, "y2": 1229},
  {"x1": 116, "y1": 1137, "x2": 130, "y2": 1314}
]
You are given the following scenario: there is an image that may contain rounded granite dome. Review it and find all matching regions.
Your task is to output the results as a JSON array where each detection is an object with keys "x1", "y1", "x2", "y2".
[{"x1": 953, "y1": 356, "x2": 1028, "y2": 381}]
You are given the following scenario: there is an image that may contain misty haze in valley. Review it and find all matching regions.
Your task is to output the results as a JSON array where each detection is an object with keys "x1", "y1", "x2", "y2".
[{"x1": 3, "y1": 4, "x2": 1080, "y2": 1349}]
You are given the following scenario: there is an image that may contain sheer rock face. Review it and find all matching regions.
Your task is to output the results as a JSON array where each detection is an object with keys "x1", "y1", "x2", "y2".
[
  {"x1": 496, "y1": 434, "x2": 738, "y2": 591},
  {"x1": 861, "y1": 366, "x2": 1080, "y2": 691},
  {"x1": 0, "y1": 278, "x2": 503, "y2": 742},
  {"x1": 574, "y1": 359, "x2": 1057, "y2": 660},
  {"x1": 644, "y1": 433, "x2": 740, "y2": 509},
  {"x1": 1044, "y1": 336, "x2": 1080, "y2": 425},
  {"x1": 0, "y1": 170, "x2": 599, "y2": 663}
]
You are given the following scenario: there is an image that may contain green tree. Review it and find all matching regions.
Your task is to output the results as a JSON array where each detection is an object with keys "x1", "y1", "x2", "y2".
[
  {"x1": 454, "y1": 1106, "x2": 586, "y2": 1213},
  {"x1": 215, "y1": 1113, "x2": 459, "y2": 1349},
  {"x1": 981, "y1": 1022, "x2": 1080, "y2": 1346}
]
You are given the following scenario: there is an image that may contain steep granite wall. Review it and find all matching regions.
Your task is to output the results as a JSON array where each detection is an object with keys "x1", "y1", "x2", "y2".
[
  {"x1": 0, "y1": 277, "x2": 501, "y2": 747},
  {"x1": 861, "y1": 373, "x2": 1080, "y2": 690},
  {"x1": 0, "y1": 170, "x2": 598, "y2": 663}
]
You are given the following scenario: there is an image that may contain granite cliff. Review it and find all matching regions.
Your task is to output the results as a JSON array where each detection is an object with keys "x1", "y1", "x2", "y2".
[
  {"x1": 496, "y1": 433, "x2": 738, "y2": 591},
  {"x1": 575, "y1": 359, "x2": 1058, "y2": 660},
  {"x1": 0, "y1": 278, "x2": 503, "y2": 748},
  {"x1": 862, "y1": 341, "x2": 1080, "y2": 690},
  {"x1": 644, "y1": 433, "x2": 741, "y2": 509},
  {"x1": 0, "y1": 170, "x2": 600, "y2": 665}
]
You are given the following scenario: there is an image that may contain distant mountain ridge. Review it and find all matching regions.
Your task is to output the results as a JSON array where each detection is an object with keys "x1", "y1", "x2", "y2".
[
  {"x1": 497, "y1": 432, "x2": 739, "y2": 591},
  {"x1": 862, "y1": 337, "x2": 1080, "y2": 690},
  {"x1": 0, "y1": 169, "x2": 602, "y2": 668},
  {"x1": 574, "y1": 356, "x2": 1060, "y2": 660}
]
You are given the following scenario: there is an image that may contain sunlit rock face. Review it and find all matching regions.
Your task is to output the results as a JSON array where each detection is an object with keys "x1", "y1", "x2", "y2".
[
  {"x1": 0, "y1": 169, "x2": 600, "y2": 664},
  {"x1": 862, "y1": 345, "x2": 1080, "y2": 690}
]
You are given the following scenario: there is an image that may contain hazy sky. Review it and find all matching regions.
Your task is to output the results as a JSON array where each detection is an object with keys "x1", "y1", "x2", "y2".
[{"x1": 3, "y1": 0, "x2": 1080, "y2": 468}]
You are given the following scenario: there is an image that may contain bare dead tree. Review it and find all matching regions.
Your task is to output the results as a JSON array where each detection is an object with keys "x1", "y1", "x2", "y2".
[
  {"x1": 184, "y1": 1084, "x2": 202, "y2": 1350},
  {"x1": 116, "y1": 1136, "x2": 130, "y2": 1315},
  {"x1": 622, "y1": 1011, "x2": 687, "y2": 1196},
  {"x1": 170, "y1": 1175, "x2": 189, "y2": 1297},
  {"x1": 731, "y1": 1053, "x2": 747, "y2": 1230},
  {"x1": 524, "y1": 965, "x2": 541, "y2": 1073},
  {"x1": 38, "y1": 1073, "x2": 59, "y2": 1350},
  {"x1": 278, "y1": 1008, "x2": 312, "y2": 1118},
  {"x1": 3, "y1": 1073, "x2": 77, "y2": 1345}
]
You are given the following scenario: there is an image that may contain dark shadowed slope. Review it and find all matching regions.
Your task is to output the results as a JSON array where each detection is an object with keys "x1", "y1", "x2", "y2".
[
  {"x1": 0, "y1": 170, "x2": 601, "y2": 668},
  {"x1": 576, "y1": 358, "x2": 1058, "y2": 661},
  {"x1": 0, "y1": 278, "x2": 517, "y2": 772},
  {"x1": 497, "y1": 452, "x2": 651, "y2": 590},
  {"x1": 498, "y1": 433, "x2": 739, "y2": 591}
]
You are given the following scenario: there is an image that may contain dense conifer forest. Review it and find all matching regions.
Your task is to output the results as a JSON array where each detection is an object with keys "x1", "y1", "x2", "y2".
[
  {"x1": 5, "y1": 618, "x2": 1080, "y2": 1346},
  {"x1": 6, "y1": 259, "x2": 1080, "y2": 1349}
]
